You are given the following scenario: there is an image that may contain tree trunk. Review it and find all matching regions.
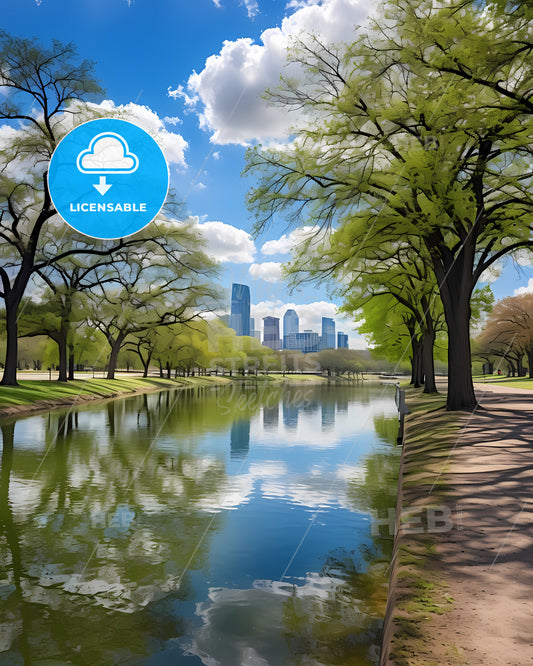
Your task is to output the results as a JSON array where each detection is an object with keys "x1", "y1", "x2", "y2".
[
  {"x1": 434, "y1": 251, "x2": 477, "y2": 411},
  {"x1": 0, "y1": 296, "x2": 20, "y2": 386},
  {"x1": 422, "y1": 329, "x2": 437, "y2": 394},
  {"x1": 528, "y1": 349, "x2": 533, "y2": 379},
  {"x1": 409, "y1": 355, "x2": 415, "y2": 385},
  {"x1": 444, "y1": 299, "x2": 476, "y2": 409},
  {"x1": 106, "y1": 333, "x2": 125, "y2": 380},
  {"x1": 56, "y1": 329, "x2": 68, "y2": 382},
  {"x1": 412, "y1": 339, "x2": 423, "y2": 388},
  {"x1": 68, "y1": 344, "x2": 75, "y2": 381}
]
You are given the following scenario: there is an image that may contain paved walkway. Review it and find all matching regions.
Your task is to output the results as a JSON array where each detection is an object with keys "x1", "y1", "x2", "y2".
[{"x1": 422, "y1": 383, "x2": 533, "y2": 664}]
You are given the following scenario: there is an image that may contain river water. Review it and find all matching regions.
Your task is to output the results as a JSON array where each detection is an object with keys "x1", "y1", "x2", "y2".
[{"x1": 0, "y1": 382, "x2": 400, "y2": 665}]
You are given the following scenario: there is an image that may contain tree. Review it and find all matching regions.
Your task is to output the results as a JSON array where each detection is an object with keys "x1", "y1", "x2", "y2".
[
  {"x1": 86, "y1": 224, "x2": 219, "y2": 380},
  {"x1": 34, "y1": 232, "x2": 135, "y2": 381},
  {"x1": 476, "y1": 294, "x2": 533, "y2": 377},
  {"x1": 245, "y1": 2, "x2": 533, "y2": 411},
  {"x1": 0, "y1": 32, "x2": 107, "y2": 385},
  {"x1": 290, "y1": 229, "x2": 445, "y2": 393}
]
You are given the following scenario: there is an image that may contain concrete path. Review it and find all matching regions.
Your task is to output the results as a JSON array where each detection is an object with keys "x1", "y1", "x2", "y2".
[{"x1": 424, "y1": 383, "x2": 533, "y2": 664}]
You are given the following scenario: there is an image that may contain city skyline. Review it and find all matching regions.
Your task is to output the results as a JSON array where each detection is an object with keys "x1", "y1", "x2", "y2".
[{"x1": 227, "y1": 282, "x2": 348, "y2": 351}]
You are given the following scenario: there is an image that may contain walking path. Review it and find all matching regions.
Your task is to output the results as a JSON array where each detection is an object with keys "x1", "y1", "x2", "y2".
[
  {"x1": 432, "y1": 383, "x2": 533, "y2": 664},
  {"x1": 385, "y1": 382, "x2": 533, "y2": 665}
]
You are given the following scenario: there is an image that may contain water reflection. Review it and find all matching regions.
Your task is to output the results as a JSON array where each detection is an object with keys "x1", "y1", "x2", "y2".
[
  {"x1": 230, "y1": 420, "x2": 250, "y2": 460},
  {"x1": 283, "y1": 401, "x2": 299, "y2": 430},
  {"x1": 0, "y1": 382, "x2": 399, "y2": 664},
  {"x1": 263, "y1": 403, "x2": 279, "y2": 431}
]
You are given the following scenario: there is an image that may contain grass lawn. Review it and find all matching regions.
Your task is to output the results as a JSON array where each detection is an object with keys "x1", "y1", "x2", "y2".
[
  {"x1": 0, "y1": 376, "x2": 225, "y2": 408},
  {"x1": 472, "y1": 374, "x2": 533, "y2": 390}
]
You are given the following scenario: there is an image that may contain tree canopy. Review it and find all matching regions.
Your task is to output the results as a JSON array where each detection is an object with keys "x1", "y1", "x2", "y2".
[{"x1": 245, "y1": 0, "x2": 533, "y2": 410}]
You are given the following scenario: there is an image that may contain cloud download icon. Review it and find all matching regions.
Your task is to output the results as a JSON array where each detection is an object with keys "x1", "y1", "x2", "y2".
[{"x1": 49, "y1": 118, "x2": 168, "y2": 239}]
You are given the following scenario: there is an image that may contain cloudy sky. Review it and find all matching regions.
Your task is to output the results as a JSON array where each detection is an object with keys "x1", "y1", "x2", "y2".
[{"x1": 3, "y1": 0, "x2": 531, "y2": 347}]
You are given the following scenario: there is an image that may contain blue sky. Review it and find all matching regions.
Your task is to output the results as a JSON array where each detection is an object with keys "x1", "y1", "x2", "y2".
[{"x1": 2, "y1": 0, "x2": 530, "y2": 346}]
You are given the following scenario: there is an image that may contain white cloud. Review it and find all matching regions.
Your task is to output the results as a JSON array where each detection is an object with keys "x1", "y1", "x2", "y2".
[
  {"x1": 190, "y1": 217, "x2": 256, "y2": 263},
  {"x1": 249, "y1": 262, "x2": 283, "y2": 282},
  {"x1": 242, "y1": 0, "x2": 259, "y2": 18},
  {"x1": 511, "y1": 248, "x2": 533, "y2": 266},
  {"x1": 286, "y1": 0, "x2": 320, "y2": 8},
  {"x1": 167, "y1": 84, "x2": 199, "y2": 108},
  {"x1": 478, "y1": 261, "x2": 502, "y2": 284},
  {"x1": 163, "y1": 115, "x2": 182, "y2": 126},
  {"x1": 210, "y1": 0, "x2": 259, "y2": 17},
  {"x1": 514, "y1": 279, "x2": 533, "y2": 296},
  {"x1": 260, "y1": 225, "x2": 322, "y2": 256},
  {"x1": 196, "y1": 182, "x2": 207, "y2": 190},
  {"x1": 212, "y1": 151, "x2": 221, "y2": 160},
  {"x1": 172, "y1": 0, "x2": 372, "y2": 145}
]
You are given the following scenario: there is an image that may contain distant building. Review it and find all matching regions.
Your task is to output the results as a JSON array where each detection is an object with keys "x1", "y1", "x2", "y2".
[
  {"x1": 284, "y1": 331, "x2": 320, "y2": 353},
  {"x1": 337, "y1": 332, "x2": 349, "y2": 349},
  {"x1": 263, "y1": 316, "x2": 280, "y2": 350},
  {"x1": 321, "y1": 317, "x2": 336, "y2": 350},
  {"x1": 250, "y1": 317, "x2": 261, "y2": 341},
  {"x1": 283, "y1": 309, "x2": 299, "y2": 348},
  {"x1": 229, "y1": 283, "x2": 250, "y2": 337}
]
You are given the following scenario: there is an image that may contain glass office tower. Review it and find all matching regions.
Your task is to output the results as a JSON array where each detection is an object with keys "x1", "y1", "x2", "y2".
[
  {"x1": 229, "y1": 283, "x2": 250, "y2": 337},
  {"x1": 283, "y1": 309, "x2": 299, "y2": 349},
  {"x1": 263, "y1": 316, "x2": 280, "y2": 350},
  {"x1": 321, "y1": 317, "x2": 336, "y2": 350},
  {"x1": 337, "y1": 332, "x2": 349, "y2": 348}
]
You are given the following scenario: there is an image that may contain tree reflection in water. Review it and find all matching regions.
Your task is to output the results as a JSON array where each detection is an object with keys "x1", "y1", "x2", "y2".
[{"x1": 0, "y1": 383, "x2": 399, "y2": 664}]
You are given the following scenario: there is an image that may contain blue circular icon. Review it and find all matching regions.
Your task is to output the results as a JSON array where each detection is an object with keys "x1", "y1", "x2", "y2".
[{"x1": 49, "y1": 118, "x2": 169, "y2": 239}]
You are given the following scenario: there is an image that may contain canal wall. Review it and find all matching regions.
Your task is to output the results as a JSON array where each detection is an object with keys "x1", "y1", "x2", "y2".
[{"x1": 379, "y1": 419, "x2": 406, "y2": 665}]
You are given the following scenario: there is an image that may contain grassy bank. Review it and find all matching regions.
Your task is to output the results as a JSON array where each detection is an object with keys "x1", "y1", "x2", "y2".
[
  {"x1": 385, "y1": 387, "x2": 462, "y2": 665},
  {"x1": 0, "y1": 372, "x2": 331, "y2": 419},
  {"x1": 0, "y1": 375, "x2": 233, "y2": 418}
]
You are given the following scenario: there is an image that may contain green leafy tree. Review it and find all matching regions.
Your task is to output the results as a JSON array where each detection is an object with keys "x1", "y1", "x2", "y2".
[
  {"x1": 86, "y1": 224, "x2": 219, "y2": 380},
  {"x1": 0, "y1": 32, "x2": 106, "y2": 385},
  {"x1": 246, "y1": 3, "x2": 533, "y2": 411}
]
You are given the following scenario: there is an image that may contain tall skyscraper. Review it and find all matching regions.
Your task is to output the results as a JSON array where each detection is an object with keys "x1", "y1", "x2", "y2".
[
  {"x1": 283, "y1": 309, "x2": 299, "y2": 349},
  {"x1": 263, "y1": 316, "x2": 280, "y2": 350},
  {"x1": 283, "y1": 309, "x2": 299, "y2": 337},
  {"x1": 337, "y1": 332, "x2": 349, "y2": 349},
  {"x1": 321, "y1": 317, "x2": 336, "y2": 350},
  {"x1": 229, "y1": 283, "x2": 250, "y2": 337}
]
